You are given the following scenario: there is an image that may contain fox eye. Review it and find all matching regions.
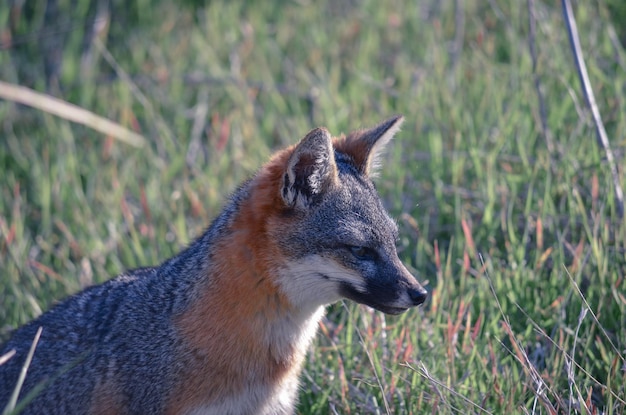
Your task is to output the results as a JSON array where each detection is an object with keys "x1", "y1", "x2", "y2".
[{"x1": 349, "y1": 245, "x2": 377, "y2": 261}]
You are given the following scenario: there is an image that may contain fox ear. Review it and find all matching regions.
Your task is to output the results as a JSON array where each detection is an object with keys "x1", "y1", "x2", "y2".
[
  {"x1": 282, "y1": 127, "x2": 338, "y2": 209},
  {"x1": 335, "y1": 115, "x2": 404, "y2": 176}
]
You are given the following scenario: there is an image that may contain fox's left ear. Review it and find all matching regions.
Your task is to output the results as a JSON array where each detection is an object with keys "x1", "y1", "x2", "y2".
[{"x1": 335, "y1": 115, "x2": 404, "y2": 176}]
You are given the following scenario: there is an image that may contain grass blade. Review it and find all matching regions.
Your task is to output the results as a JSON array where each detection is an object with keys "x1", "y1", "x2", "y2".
[
  {"x1": 0, "y1": 81, "x2": 146, "y2": 148},
  {"x1": 2, "y1": 326, "x2": 42, "y2": 415}
]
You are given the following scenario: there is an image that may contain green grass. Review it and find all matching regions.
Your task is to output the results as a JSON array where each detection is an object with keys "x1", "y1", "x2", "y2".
[{"x1": 1, "y1": 0, "x2": 625, "y2": 413}]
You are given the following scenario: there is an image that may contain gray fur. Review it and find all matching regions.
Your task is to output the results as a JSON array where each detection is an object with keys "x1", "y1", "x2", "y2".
[
  {"x1": 0, "y1": 116, "x2": 427, "y2": 414},
  {"x1": 0, "y1": 184, "x2": 253, "y2": 414}
]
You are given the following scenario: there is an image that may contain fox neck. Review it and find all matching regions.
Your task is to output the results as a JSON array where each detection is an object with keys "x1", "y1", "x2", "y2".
[
  {"x1": 206, "y1": 220, "x2": 325, "y2": 363},
  {"x1": 173, "y1": 164, "x2": 324, "y2": 406},
  {"x1": 177, "y1": 220, "x2": 324, "y2": 356}
]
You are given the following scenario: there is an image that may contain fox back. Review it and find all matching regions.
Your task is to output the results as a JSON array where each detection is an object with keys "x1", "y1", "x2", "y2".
[{"x1": 0, "y1": 116, "x2": 427, "y2": 415}]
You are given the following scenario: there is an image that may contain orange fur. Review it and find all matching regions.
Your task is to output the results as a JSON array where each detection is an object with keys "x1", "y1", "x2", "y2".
[
  {"x1": 167, "y1": 147, "x2": 304, "y2": 413},
  {"x1": 333, "y1": 133, "x2": 372, "y2": 173},
  {"x1": 0, "y1": 116, "x2": 424, "y2": 415}
]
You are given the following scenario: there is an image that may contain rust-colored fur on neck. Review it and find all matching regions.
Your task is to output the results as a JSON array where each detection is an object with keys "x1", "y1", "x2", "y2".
[{"x1": 168, "y1": 147, "x2": 306, "y2": 413}]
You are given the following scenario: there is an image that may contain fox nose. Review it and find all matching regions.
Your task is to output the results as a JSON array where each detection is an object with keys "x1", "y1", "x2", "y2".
[{"x1": 408, "y1": 286, "x2": 428, "y2": 305}]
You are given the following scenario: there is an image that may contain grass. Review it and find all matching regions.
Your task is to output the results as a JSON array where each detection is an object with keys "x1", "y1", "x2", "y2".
[{"x1": 1, "y1": 0, "x2": 625, "y2": 413}]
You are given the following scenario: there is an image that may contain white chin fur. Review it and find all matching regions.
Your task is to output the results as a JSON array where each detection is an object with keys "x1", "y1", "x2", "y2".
[{"x1": 277, "y1": 255, "x2": 365, "y2": 312}]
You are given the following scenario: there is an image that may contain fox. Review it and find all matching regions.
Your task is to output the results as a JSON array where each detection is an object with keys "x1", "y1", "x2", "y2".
[{"x1": 0, "y1": 115, "x2": 427, "y2": 415}]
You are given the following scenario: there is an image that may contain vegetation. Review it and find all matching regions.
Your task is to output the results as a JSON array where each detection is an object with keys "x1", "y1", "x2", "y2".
[{"x1": 1, "y1": 0, "x2": 625, "y2": 413}]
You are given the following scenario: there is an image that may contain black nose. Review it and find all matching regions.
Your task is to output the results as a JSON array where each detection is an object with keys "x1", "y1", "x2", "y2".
[{"x1": 408, "y1": 287, "x2": 428, "y2": 305}]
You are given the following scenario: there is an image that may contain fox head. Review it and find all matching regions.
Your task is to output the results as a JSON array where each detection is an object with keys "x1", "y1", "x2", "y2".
[{"x1": 264, "y1": 116, "x2": 427, "y2": 315}]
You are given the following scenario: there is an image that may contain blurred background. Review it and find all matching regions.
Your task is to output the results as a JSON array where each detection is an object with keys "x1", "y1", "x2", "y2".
[{"x1": 1, "y1": 0, "x2": 625, "y2": 413}]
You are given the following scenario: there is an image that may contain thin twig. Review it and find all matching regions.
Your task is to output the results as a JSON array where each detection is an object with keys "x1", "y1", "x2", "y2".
[
  {"x1": 561, "y1": 0, "x2": 624, "y2": 219},
  {"x1": 341, "y1": 303, "x2": 392, "y2": 415},
  {"x1": 527, "y1": 0, "x2": 554, "y2": 154},
  {"x1": 3, "y1": 327, "x2": 42, "y2": 415},
  {"x1": 449, "y1": 0, "x2": 465, "y2": 73},
  {"x1": 479, "y1": 254, "x2": 559, "y2": 414},
  {"x1": 515, "y1": 302, "x2": 626, "y2": 407},
  {"x1": 607, "y1": 26, "x2": 626, "y2": 72},
  {"x1": 0, "y1": 81, "x2": 146, "y2": 148},
  {"x1": 564, "y1": 266, "x2": 625, "y2": 365},
  {"x1": 0, "y1": 350, "x2": 16, "y2": 367},
  {"x1": 567, "y1": 306, "x2": 589, "y2": 414},
  {"x1": 186, "y1": 85, "x2": 210, "y2": 168},
  {"x1": 403, "y1": 361, "x2": 494, "y2": 414}
]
